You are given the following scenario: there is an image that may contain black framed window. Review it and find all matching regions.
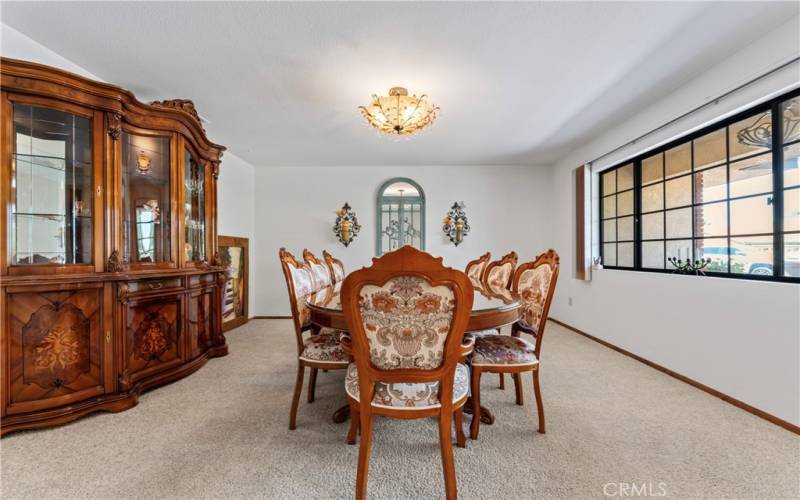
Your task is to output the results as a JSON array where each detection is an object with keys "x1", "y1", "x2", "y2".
[
  {"x1": 599, "y1": 89, "x2": 800, "y2": 283},
  {"x1": 781, "y1": 96, "x2": 800, "y2": 278},
  {"x1": 601, "y1": 163, "x2": 635, "y2": 267}
]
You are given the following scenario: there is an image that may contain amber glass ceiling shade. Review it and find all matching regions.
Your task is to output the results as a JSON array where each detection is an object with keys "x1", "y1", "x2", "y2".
[{"x1": 358, "y1": 87, "x2": 439, "y2": 136}]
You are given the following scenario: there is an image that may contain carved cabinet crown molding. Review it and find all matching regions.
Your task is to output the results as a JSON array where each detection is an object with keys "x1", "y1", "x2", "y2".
[
  {"x1": 107, "y1": 112, "x2": 122, "y2": 140},
  {"x1": 150, "y1": 99, "x2": 203, "y2": 125}
]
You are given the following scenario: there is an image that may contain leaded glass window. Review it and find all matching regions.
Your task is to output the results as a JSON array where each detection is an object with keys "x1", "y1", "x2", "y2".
[{"x1": 376, "y1": 178, "x2": 425, "y2": 255}]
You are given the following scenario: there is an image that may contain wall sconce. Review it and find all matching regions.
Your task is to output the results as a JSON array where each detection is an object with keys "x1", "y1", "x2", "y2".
[
  {"x1": 442, "y1": 201, "x2": 470, "y2": 246},
  {"x1": 333, "y1": 202, "x2": 361, "y2": 247},
  {"x1": 136, "y1": 151, "x2": 152, "y2": 174}
]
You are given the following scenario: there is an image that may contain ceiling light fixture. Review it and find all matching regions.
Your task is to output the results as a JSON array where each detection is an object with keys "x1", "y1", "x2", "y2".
[{"x1": 359, "y1": 87, "x2": 439, "y2": 137}]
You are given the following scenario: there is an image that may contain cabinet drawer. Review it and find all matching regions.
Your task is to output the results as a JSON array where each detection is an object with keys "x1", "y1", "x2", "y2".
[
  {"x1": 188, "y1": 273, "x2": 216, "y2": 288},
  {"x1": 124, "y1": 277, "x2": 183, "y2": 296}
]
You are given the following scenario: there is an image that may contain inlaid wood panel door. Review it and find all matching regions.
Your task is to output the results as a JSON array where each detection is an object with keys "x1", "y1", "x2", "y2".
[
  {"x1": 4, "y1": 284, "x2": 108, "y2": 415},
  {"x1": 186, "y1": 287, "x2": 214, "y2": 360},
  {"x1": 122, "y1": 294, "x2": 183, "y2": 386}
]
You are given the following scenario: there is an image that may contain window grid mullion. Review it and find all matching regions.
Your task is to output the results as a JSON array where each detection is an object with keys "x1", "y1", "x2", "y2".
[
  {"x1": 634, "y1": 158, "x2": 642, "y2": 270},
  {"x1": 616, "y1": 173, "x2": 620, "y2": 266},
  {"x1": 662, "y1": 153, "x2": 667, "y2": 268},
  {"x1": 725, "y1": 125, "x2": 731, "y2": 273},
  {"x1": 690, "y1": 138, "x2": 696, "y2": 268},
  {"x1": 773, "y1": 100, "x2": 785, "y2": 277},
  {"x1": 599, "y1": 171, "x2": 605, "y2": 266}
]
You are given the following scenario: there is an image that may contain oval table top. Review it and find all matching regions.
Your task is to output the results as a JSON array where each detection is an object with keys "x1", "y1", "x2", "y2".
[{"x1": 306, "y1": 280, "x2": 522, "y2": 333}]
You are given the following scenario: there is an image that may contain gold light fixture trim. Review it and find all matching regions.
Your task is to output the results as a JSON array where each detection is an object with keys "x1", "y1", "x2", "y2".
[{"x1": 359, "y1": 86, "x2": 439, "y2": 137}]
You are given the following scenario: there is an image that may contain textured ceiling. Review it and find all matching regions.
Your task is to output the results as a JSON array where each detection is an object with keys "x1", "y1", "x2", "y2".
[{"x1": 1, "y1": 2, "x2": 797, "y2": 167}]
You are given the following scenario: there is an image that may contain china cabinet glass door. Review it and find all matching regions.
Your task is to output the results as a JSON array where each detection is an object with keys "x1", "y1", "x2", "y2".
[
  {"x1": 184, "y1": 147, "x2": 206, "y2": 263},
  {"x1": 10, "y1": 104, "x2": 93, "y2": 266},
  {"x1": 121, "y1": 132, "x2": 171, "y2": 264}
]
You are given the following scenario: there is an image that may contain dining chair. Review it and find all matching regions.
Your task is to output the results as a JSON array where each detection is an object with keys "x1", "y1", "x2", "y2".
[
  {"x1": 323, "y1": 249, "x2": 346, "y2": 284},
  {"x1": 279, "y1": 248, "x2": 350, "y2": 430},
  {"x1": 464, "y1": 252, "x2": 491, "y2": 286},
  {"x1": 339, "y1": 246, "x2": 474, "y2": 500},
  {"x1": 480, "y1": 251, "x2": 518, "y2": 389},
  {"x1": 482, "y1": 251, "x2": 518, "y2": 291},
  {"x1": 469, "y1": 249, "x2": 560, "y2": 440},
  {"x1": 303, "y1": 249, "x2": 333, "y2": 290}
]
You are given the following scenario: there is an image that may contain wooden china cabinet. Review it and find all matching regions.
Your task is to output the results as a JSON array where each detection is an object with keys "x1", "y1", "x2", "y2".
[{"x1": 0, "y1": 58, "x2": 228, "y2": 435}]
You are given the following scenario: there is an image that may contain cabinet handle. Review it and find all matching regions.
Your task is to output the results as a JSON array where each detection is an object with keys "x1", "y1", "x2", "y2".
[
  {"x1": 96, "y1": 186, "x2": 103, "y2": 197},
  {"x1": 148, "y1": 281, "x2": 164, "y2": 290},
  {"x1": 105, "y1": 331, "x2": 111, "y2": 343}
]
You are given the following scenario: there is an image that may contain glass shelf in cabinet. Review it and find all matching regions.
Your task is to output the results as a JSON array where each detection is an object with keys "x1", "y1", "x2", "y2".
[{"x1": 13, "y1": 153, "x2": 91, "y2": 171}]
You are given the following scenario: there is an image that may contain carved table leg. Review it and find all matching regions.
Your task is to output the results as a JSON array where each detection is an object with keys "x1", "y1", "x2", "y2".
[
  {"x1": 333, "y1": 404, "x2": 350, "y2": 424},
  {"x1": 463, "y1": 397, "x2": 495, "y2": 425}
]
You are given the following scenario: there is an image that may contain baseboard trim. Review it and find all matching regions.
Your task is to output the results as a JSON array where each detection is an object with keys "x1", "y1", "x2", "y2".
[
  {"x1": 251, "y1": 315, "x2": 292, "y2": 319},
  {"x1": 549, "y1": 318, "x2": 800, "y2": 435}
]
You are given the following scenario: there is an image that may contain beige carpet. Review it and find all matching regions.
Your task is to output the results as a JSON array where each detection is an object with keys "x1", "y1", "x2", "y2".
[{"x1": 1, "y1": 319, "x2": 797, "y2": 499}]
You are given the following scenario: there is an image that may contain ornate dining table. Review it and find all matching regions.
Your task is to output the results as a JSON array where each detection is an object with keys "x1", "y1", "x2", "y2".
[{"x1": 305, "y1": 279, "x2": 523, "y2": 425}]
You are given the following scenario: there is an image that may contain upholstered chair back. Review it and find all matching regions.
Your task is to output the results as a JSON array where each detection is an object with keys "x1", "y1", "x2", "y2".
[
  {"x1": 303, "y1": 249, "x2": 332, "y2": 290},
  {"x1": 465, "y1": 252, "x2": 491, "y2": 286},
  {"x1": 323, "y1": 250, "x2": 346, "y2": 284},
  {"x1": 279, "y1": 248, "x2": 316, "y2": 353},
  {"x1": 512, "y1": 249, "x2": 560, "y2": 356},
  {"x1": 483, "y1": 251, "x2": 518, "y2": 291},
  {"x1": 358, "y1": 276, "x2": 455, "y2": 370},
  {"x1": 341, "y1": 246, "x2": 474, "y2": 399}
]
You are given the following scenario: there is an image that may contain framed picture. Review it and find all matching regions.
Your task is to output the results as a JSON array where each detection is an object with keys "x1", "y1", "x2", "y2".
[{"x1": 218, "y1": 235, "x2": 249, "y2": 332}]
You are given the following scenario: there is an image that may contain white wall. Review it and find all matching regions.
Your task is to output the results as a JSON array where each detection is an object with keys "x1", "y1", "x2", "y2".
[
  {"x1": 547, "y1": 16, "x2": 800, "y2": 426},
  {"x1": 217, "y1": 153, "x2": 256, "y2": 315},
  {"x1": 254, "y1": 165, "x2": 551, "y2": 316},
  {"x1": 1, "y1": 23, "x2": 100, "y2": 79}
]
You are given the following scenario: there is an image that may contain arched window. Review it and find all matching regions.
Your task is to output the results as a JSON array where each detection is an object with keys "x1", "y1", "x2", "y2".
[{"x1": 376, "y1": 178, "x2": 425, "y2": 255}]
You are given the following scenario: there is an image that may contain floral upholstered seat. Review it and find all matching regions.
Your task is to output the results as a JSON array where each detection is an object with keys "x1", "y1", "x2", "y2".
[
  {"x1": 469, "y1": 249, "x2": 559, "y2": 440},
  {"x1": 289, "y1": 264, "x2": 315, "y2": 328},
  {"x1": 330, "y1": 261, "x2": 344, "y2": 282},
  {"x1": 345, "y1": 362, "x2": 470, "y2": 409},
  {"x1": 466, "y1": 264, "x2": 485, "y2": 285},
  {"x1": 482, "y1": 251, "x2": 517, "y2": 291},
  {"x1": 323, "y1": 250, "x2": 346, "y2": 284},
  {"x1": 359, "y1": 275, "x2": 455, "y2": 370},
  {"x1": 279, "y1": 247, "x2": 351, "y2": 430},
  {"x1": 516, "y1": 264, "x2": 553, "y2": 332},
  {"x1": 462, "y1": 329, "x2": 494, "y2": 346},
  {"x1": 340, "y1": 247, "x2": 475, "y2": 498},
  {"x1": 309, "y1": 262, "x2": 332, "y2": 289},
  {"x1": 304, "y1": 249, "x2": 333, "y2": 290},
  {"x1": 472, "y1": 334, "x2": 538, "y2": 367},
  {"x1": 465, "y1": 252, "x2": 491, "y2": 288},
  {"x1": 469, "y1": 329, "x2": 496, "y2": 337},
  {"x1": 299, "y1": 328, "x2": 350, "y2": 364},
  {"x1": 486, "y1": 263, "x2": 513, "y2": 289}
]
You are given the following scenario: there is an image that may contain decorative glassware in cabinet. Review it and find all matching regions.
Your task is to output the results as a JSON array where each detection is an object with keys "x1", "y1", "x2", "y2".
[
  {"x1": 184, "y1": 148, "x2": 205, "y2": 262},
  {"x1": 10, "y1": 104, "x2": 93, "y2": 266},
  {"x1": 121, "y1": 133, "x2": 171, "y2": 264}
]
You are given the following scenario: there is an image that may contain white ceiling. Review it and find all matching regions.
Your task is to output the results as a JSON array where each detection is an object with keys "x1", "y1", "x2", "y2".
[{"x1": 2, "y1": 2, "x2": 797, "y2": 167}]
